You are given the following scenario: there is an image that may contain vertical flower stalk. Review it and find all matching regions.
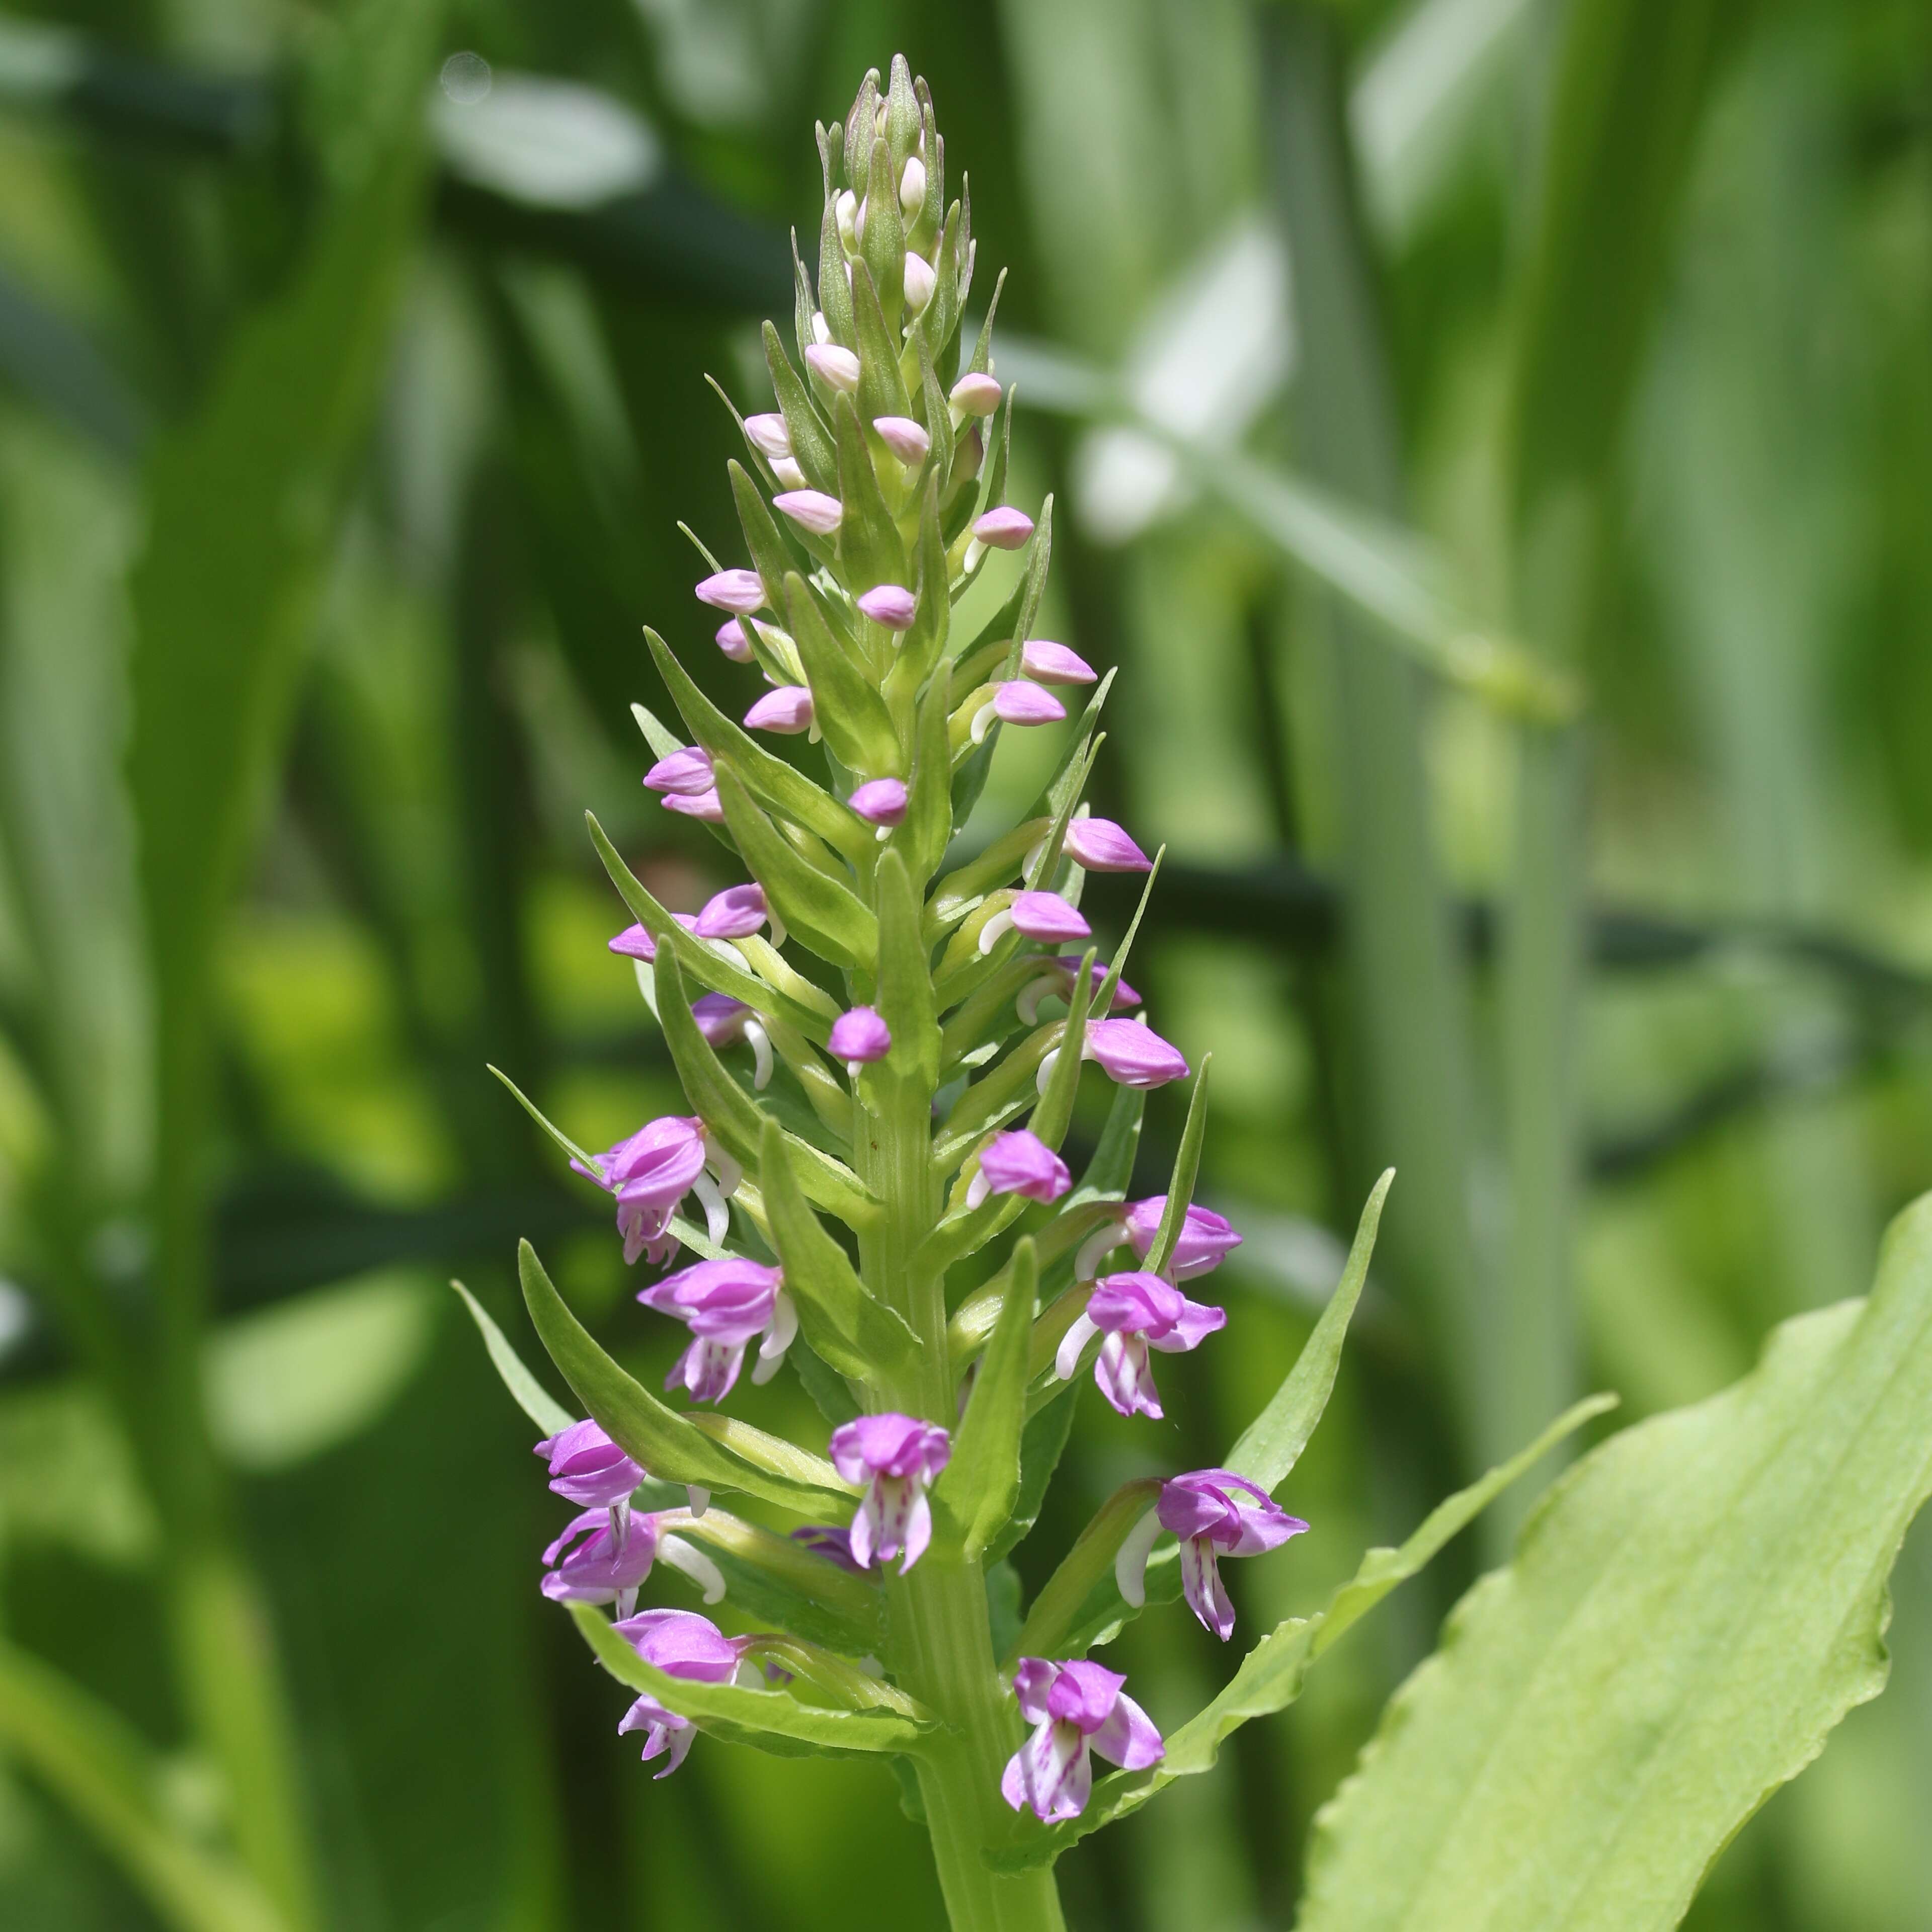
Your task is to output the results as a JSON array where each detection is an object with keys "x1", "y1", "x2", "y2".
[{"x1": 490, "y1": 55, "x2": 1322, "y2": 1932}]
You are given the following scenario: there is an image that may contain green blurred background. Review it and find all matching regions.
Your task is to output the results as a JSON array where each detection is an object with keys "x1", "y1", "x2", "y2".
[{"x1": 0, "y1": 0, "x2": 1928, "y2": 1926}]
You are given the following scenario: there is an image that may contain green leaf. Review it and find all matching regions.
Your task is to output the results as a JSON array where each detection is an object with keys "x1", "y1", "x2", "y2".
[
  {"x1": 655, "y1": 950, "x2": 877, "y2": 1227},
  {"x1": 451, "y1": 1280, "x2": 575, "y2": 1438},
  {"x1": 1005, "y1": 1477, "x2": 1165, "y2": 1668},
  {"x1": 713, "y1": 767, "x2": 879, "y2": 971},
  {"x1": 643, "y1": 628, "x2": 867, "y2": 861},
  {"x1": 934, "y1": 1238, "x2": 1038, "y2": 1559},
  {"x1": 762, "y1": 322, "x2": 838, "y2": 495},
  {"x1": 1142, "y1": 1054, "x2": 1211, "y2": 1275},
  {"x1": 487, "y1": 1064, "x2": 601, "y2": 1173},
  {"x1": 832, "y1": 390, "x2": 905, "y2": 592},
  {"x1": 783, "y1": 572, "x2": 900, "y2": 774},
  {"x1": 1225, "y1": 1170, "x2": 1392, "y2": 1491},
  {"x1": 983, "y1": 1386, "x2": 1081, "y2": 1567},
  {"x1": 670, "y1": 1507, "x2": 884, "y2": 1657},
  {"x1": 759, "y1": 1118, "x2": 918, "y2": 1379},
  {"x1": 568, "y1": 1602, "x2": 935, "y2": 1759},
  {"x1": 905, "y1": 661, "x2": 955, "y2": 883},
  {"x1": 1067, "y1": 1079, "x2": 1146, "y2": 1207},
  {"x1": 850, "y1": 257, "x2": 913, "y2": 422},
  {"x1": 1297, "y1": 1196, "x2": 1932, "y2": 1932},
  {"x1": 518, "y1": 1240, "x2": 855, "y2": 1517},
  {"x1": 992, "y1": 1393, "x2": 1615, "y2": 1870},
  {"x1": 1093, "y1": 846, "x2": 1163, "y2": 1019},
  {"x1": 875, "y1": 847, "x2": 939, "y2": 1089},
  {"x1": 0, "y1": 1641, "x2": 289, "y2": 1932}
]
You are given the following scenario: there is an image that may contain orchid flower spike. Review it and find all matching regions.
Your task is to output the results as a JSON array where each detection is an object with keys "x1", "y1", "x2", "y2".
[
  {"x1": 612, "y1": 1609, "x2": 751, "y2": 1778},
  {"x1": 829, "y1": 1414, "x2": 951, "y2": 1574},
  {"x1": 1054, "y1": 1271, "x2": 1226, "y2": 1418},
  {"x1": 1002, "y1": 1660, "x2": 1163, "y2": 1823},
  {"x1": 966, "y1": 1129, "x2": 1071, "y2": 1208},
  {"x1": 857, "y1": 584, "x2": 917, "y2": 631},
  {"x1": 639, "y1": 1258, "x2": 796, "y2": 1403},
  {"x1": 830, "y1": 1005, "x2": 891, "y2": 1073},
  {"x1": 1147, "y1": 1470, "x2": 1309, "y2": 1640},
  {"x1": 696, "y1": 568, "x2": 765, "y2": 615}
]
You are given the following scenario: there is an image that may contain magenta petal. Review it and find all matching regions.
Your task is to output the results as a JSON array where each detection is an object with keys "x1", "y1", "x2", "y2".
[
  {"x1": 829, "y1": 1005, "x2": 892, "y2": 1063},
  {"x1": 608, "y1": 923, "x2": 658, "y2": 961},
  {"x1": 1064, "y1": 816, "x2": 1151, "y2": 873},
  {"x1": 1009, "y1": 890, "x2": 1090, "y2": 942},
  {"x1": 856, "y1": 584, "x2": 917, "y2": 630},
  {"x1": 695, "y1": 569, "x2": 766, "y2": 614},
  {"x1": 1091, "y1": 1691, "x2": 1164, "y2": 1770},
  {"x1": 693, "y1": 883, "x2": 768, "y2": 939},
  {"x1": 848, "y1": 777, "x2": 909, "y2": 826},
  {"x1": 992, "y1": 681, "x2": 1066, "y2": 726},
  {"x1": 744, "y1": 685, "x2": 815, "y2": 733},
  {"x1": 973, "y1": 506, "x2": 1035, "y2": 550},
  {"x1": 1019, "y1": 639, "x2": 1096, "y2": 685}
]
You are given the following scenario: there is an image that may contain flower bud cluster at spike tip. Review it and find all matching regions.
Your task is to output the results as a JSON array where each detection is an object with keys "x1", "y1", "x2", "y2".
[{"x1": 512, "y1": 54, "x2": 1324, "y2": 1842}]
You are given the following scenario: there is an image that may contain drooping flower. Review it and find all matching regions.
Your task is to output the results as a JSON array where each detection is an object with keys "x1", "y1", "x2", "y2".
[
  {"x1": 540, "y1": 1507, "x2": 661, "y2": 1614},
  {"x1": 950, "y1": 371, "x2": 1002, "y2": 416},
  {"x1": 1001, "y1": 1659, "x2": 1163, "y2": 1823},
  {"x1": 1074, "y1": 1195, "x2": 1243, "y2": 1283},
  {"x1": 744, "y1": 686, "x2": 816, "y2": 734},
  {"x1": 829, "y1": 1414, "x2": 951, "y2": 1574},
  {"x1": 1020, "y1": 640, "x2": 1095, "y2": 685},
  {"x1": 609, "y1": 923, "x2": 658, "y2": 962},
  {"x1": 1016, "y1": 955, "x2": 1141, "y2": 1024},
  {"x1": 849, "y1": 777, "x2": 908, "y2": 827},
  {"x1": 830, "y1": 1005, "x2": 891, "y2": 1070},
  {"x1": 690, "y1": 993, "x2": 773, "y2": 1089},
  {"x1": 994, "y1": 681, "x2": 1065, "y2": 726},
  {"x1": 978, "y1": 889, "x2": 1090, "y2": 956},
  {"x1": 1054, "y1": 1271, "x2": 1225, "y2": 1418},
  {"x1": 693, "y1": 883, "x2": 770, "y2": 941},
  {"x1": 576, "y1": 1114, "x2": 738, "y2": 1266},
  {"x1": 695, "y1": 569, "x2": 766, "y2": 615},
  {"x1": 534, "y1": 1418, "x2": 643, "y2": 1509},
  {"x1": 857, "y1": 584, "x2": 917, "y2": 631},
  {"x1": 967, "y1": 1129, "x2": 1071, "y2": 1208},
  {"x1": 643, "y1": 747, "x2": 715, "y2": 796},
  {"x1": 1064, "y1": 816, "x2": 1152, "y2": 873},
  {"x1": 1083, "y1": 1017, "x2": 1189, "y2": 1089},
  {"x1": 1150, "y1": 1470, "x2": 1309, "y2": 1640},
  {"x1": 872, "y1": 416, "x2": 931, "y2": 464},
  {"x1": 714, "y1": 617, "x2": 755, "y2": 662},
  {"x1": 743, "y1": 413, "x2": 791, "y2": 462},
  {"x1": 611, "y1": 1608, "x2": 750, "y2": 1778},
  {"x1": 973, "y1": 507, "x2": 1035, "y2": 551},
  {"x1": 773, "y1": 489, "x2": 844, "y2": 536},
  {"x1": 804, "y1": 343, "x2": 861, "y2": 392},
  {"x1": 639, "y1": 1258, "x2": 796, "y2": 1404}
]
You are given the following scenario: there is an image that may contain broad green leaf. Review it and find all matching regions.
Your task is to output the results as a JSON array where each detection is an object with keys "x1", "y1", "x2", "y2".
[
  {"x1": 518, "y1": 1240, "x2": 855, "y2": 1517},
  {"x1": 1005, "y1": 1477, "x2": 1164, "y2": 1667},
  {"x1": 783, "y1": 572, "x2": 899, "y2": 775},
  {"x1": 1143, "y1": 1055, "x2": 1212, "y2": 1275},
  {"x1": 1298, "y1": 1195, "x2": 1932, "y2": 1932},
  {"x1": 671, "y1": 1507, "x2": 884, "y2": 1657},
  {"x1": 0, "y1": 1641, "x2": 289, "y2": 1932},
  {"x1": 874, "y1": 848, "x2": 939, "y2": 1088},
  {"x1": 991, "y1": 1394, "x2": 1614, "y2": 1869},
  {"x1": 452, "y1": 1280, "x2": 575, "y2": 1437},
  {"x1": 759, "y1": 1119, "x2": 918, "y2": 1378},
  {"x1": 934, "y1": 1237, "x2": 1037, "y2": 1559},
  {"x1": 713, "y1": 766, "x2": 878, "y2": 970},
  {"x1": 568, "y1": 1602, "x2": 934, "y2": 1758},
  {"x1": 1226, "y1": 1170, "x2": 1393, "y2": 1491},
  {"x1": 643, "y1": 629, "x2": 867, "y2": 860}
]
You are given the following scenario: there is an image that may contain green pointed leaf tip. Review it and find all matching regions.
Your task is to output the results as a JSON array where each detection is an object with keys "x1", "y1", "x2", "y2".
[
  {"x1": 1298, "y1": 1193, "x2": 1932, "y2": 1932},
  {"x1": 452, "y1": 1281, "x2": 576, "y2": 1438}
]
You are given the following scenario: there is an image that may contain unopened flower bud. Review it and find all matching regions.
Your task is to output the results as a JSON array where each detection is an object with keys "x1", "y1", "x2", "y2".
[
  {"x1": 773, "y1": 489, "x2": 844, "y2": 535},
  {"x1": 835, "y1": 188, "x2": 858, "y2": 252},
  {"x1": 609, "y1": 923, "x2": 657, "y2": 962},
  {"x1": 804, "y1": 343, "x2": 861, "y2": 392},
  {"x1": 696, "y1": 569, "x2": 766, "y2": 615},
  {"x1": 1065, "y1": 816, "x2": 1152, "y2": 873},
  {"x1": 714, "y1": 618, "x2": 754, "y2": 662},
  {"x1": 744, "y1": 413, "x2": 792, "y2": 462},
  {"x1": 1020, "y1": 640, "x2": 1095, "y2": 685},
  {"x1": 902, "y1": 252, "x2": 936, "y2": 314},
  {"x1": 849, "y1": 777, "x2": 908, "y2": 826},
  {"x1": 967, "y1": 1128, "x2": 1071, "y2": 1208},
  {"x1": 993, "y1": 681, "x2": 1066, "y2": 726},
  {"x1": 694, "y1": 883, "x2": 769, "y2": 941},
  {"x1": 829, "y1": 1005, "x2": 892, "y2": 1067},
  {"x1": 857, "y1": 584, "x2": 917, "y2": 630},
  {"x1": 974, "y1": 507, "x2": 1035, "y2": 550},
  {"x1": 1085, "y1": 1017, "x2": 1189, "y2": 1089},
  {"x1": 873, "y1": 416, "x2": 931, "y2": 464},
  {"x1": 899, "y1": 154, "x2": 927, "y2": 217},
  {"x1": 744, "y1": 686, "x2": 815, "y2": 735},
  {"x1": 662, "y1": 790, "x2": 725, "y2": 823},
  {"x1": 772, "y1": 457, "x2": 808, "y2": 490},
  {"x1": 950, "y1": 371, "x2": 1002, "y2": 416},
  {"x1": 978, "y1": 888, "x2": 1090, "y2": 956},
  {"x1": 644, "y1": 747, "x2": 715, "y2": 796},
  {"x1": 811, "y1": 310, "x2": 830, "y2": 345}
]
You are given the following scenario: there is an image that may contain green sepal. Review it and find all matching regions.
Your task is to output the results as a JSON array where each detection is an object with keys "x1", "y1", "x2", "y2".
[
  {"x1": 783, "y1": 573, "x2": 899, "y2": 775},
  {"x1": 1144, "y1": 1057, "x2": 1212, "y2": 1276},
  {"x1": 833, "y1": 391, "x2": 906, "y2": 591},
  {"x1": 452, "y1": 1280, "x2": 576, "y2": 1437},
  {"x1": 1227, "y1": 1172, "x2": 1393, "y2": 1491},
  {"x1": 904, "y1": 662, "x2": 954, "y2": 885},
  {"x1": 874, "y1": 848, "x2": 939, "y2": 1091},
  {"x1": 1004, "y1": 1478, "x2": 1165, "y2": 1669},
  {"x1": 673, "y1": 1506, "x2": 885, "y2": 1657},
  {"x1": 988, "y1": 1395, "x2": 1619, "y2": 1867},
  {"x1": 933, "y1": 1237, "x2": 1038, "y2": 1560},
  {"x1": 643, "y1": 629, "x2": 867, "y2": 861},
  {"x1": 759, "y1": 1118, "x2": 918, "y2": 1379},
  {"x1": 568, "y1": 1602, "x2": 937, "y2": 1759},
  {"x1": 860, "y1": 134, "x2": 906, "y2": 325},
  {"x1": 763, "y1": 321, "x2": 838, "y2": 495},
  {"x1": 656, "y1": 950, "x2": 878, "y2": 1228},
  {"x1": 816, "y1": 169, "x2": 856, "y2": 351},
  {"x1": 518, "y1": 1241, "x2": 855, "y2": 1516},
  {"x1": 852, "y1": 261, "x2": 911, "y2": 428},
  {"x1": 712, "y1": 767, "x2": 879, "y2": 970},
  {"x1": 584, "y1": 817, "x2": 834, "y2": 1042}
]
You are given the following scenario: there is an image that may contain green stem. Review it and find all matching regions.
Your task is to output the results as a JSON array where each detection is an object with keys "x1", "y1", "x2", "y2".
[{"x1": 855, "y1": 1018, "x2": 1065, "y2": 1931}]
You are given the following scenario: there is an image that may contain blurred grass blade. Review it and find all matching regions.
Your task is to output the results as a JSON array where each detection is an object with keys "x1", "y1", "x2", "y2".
[
  {"x1": 451, "y1": 1280, "x2": 575, "y2": 1437},
  {"x1": 0, "y1": 262, "x2": 148, "y2": 455},
  {"x1": 1298, "y1": 1194, "x2": 1932, "y2": 1931},
  {"x1": 0, "y1": 1640, "x2": 289, "y2": 1932}
]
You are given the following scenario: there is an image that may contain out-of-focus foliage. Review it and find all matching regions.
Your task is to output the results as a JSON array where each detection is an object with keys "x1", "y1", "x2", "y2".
[{"x1": 0, "y1": 0, "x2": 1926, "y2": 1927}]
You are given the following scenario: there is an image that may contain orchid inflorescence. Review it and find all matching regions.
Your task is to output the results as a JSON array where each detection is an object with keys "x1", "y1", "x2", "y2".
[{"x1": 472, "y1": 58, "x2": 1359, "y2": 1928}]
